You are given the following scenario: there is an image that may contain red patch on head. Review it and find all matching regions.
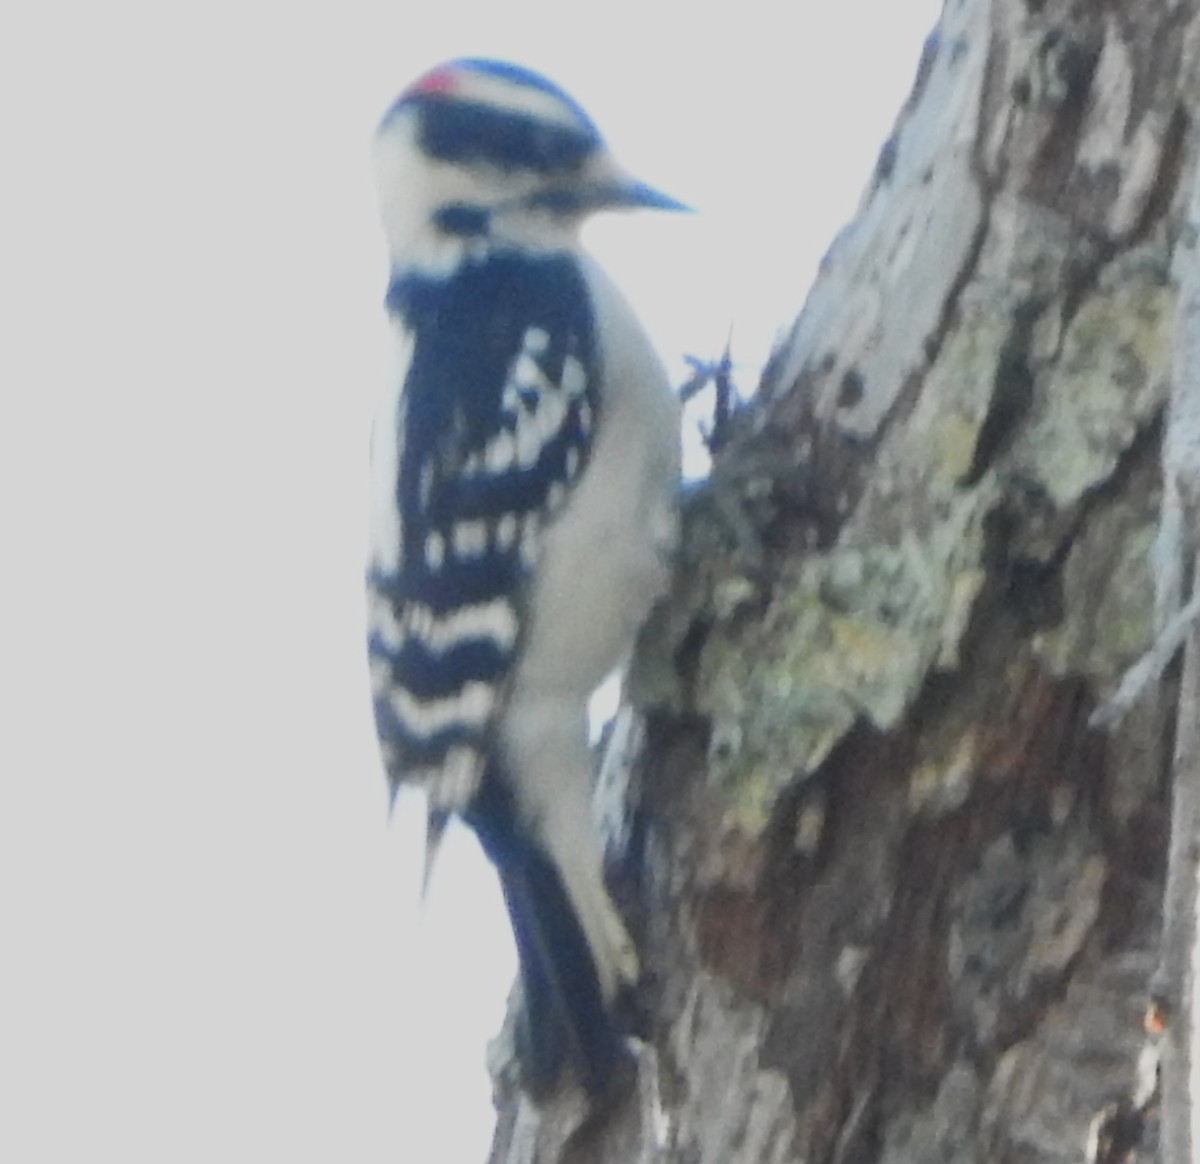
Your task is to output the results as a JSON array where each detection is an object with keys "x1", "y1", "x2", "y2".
[{"x1": 408, "y1": 65, "x2": 459, "y2": 97}]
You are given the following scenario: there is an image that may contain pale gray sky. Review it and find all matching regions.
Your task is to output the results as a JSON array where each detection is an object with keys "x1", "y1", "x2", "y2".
[{"x1": 3, "y1": 2, "x2": 939, "y2": 1159}]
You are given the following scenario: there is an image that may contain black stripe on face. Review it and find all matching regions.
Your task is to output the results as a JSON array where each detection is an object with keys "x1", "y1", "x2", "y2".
[{"x1": 417, "y1": 98, "x2": 599, "y2": 174}]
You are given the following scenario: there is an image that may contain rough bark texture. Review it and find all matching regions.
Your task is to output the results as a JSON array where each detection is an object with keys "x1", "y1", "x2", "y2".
[{"x1": 488, "y1": 0, "x2": 1200, "y2": 1160}]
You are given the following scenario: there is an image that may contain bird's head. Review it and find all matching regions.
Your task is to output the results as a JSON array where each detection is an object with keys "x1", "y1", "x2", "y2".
[{"x1": 373, "y1": 58, "x2": 686, "y2": 276}]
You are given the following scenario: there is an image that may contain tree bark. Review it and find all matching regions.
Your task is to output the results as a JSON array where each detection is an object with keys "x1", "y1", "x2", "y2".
[{"x1": 489, "y1": 0, "x2": 1200, "y2": 1160}]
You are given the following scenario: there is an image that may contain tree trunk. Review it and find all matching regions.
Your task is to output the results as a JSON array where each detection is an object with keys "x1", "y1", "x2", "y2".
[{"x1": 489, "y1": 0, "x2": 1200, "y2": 1160}]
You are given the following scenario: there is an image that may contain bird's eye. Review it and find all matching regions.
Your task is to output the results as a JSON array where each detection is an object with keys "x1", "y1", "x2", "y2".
[{"x1": 434, "y1": 204, "x2": 491, "y2": 237}]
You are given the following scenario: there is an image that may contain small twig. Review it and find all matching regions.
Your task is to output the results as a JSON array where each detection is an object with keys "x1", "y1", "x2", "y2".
[
  {"x1": 1088, "y1": 593, "x2": 1200, "y2": 727},
  {"x1": 678, "y1": 330, "x2": 742, "y2": 456},
  {"x1": 709, "y1": 335, "x2": 736, "y2": 454},
  {"x1": 678, "y1": 354, "x2": 721, "y2": 404}
]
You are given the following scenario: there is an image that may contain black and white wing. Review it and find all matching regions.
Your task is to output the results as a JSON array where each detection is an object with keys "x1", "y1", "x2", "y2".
[{"x1": 367, "y1": 250, "x2": 600, "y2": 810}]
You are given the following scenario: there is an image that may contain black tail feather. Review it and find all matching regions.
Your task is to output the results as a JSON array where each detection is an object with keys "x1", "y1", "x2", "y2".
[{"x1": 465, "y1": 773, "x2": 627, "y2": 1095}]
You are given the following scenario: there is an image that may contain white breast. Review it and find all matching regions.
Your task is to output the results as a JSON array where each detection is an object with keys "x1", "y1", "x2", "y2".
[{"x1": 509, "y1": 254, "x2": 681, "y2": 706}]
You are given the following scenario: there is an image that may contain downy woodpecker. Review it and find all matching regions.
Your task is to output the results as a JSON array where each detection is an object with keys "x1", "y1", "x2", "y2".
[{"x1": 367, "y1": 58, "x2": 683, "y2": 1095}]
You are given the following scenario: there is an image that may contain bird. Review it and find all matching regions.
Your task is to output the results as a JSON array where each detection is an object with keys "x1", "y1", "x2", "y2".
[{"x1": 367, "y1": 57, "x2": 683, "y2": 1097}]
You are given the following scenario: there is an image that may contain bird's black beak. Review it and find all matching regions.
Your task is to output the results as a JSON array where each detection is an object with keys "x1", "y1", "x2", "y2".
[
  {"x1": 524, "y1": 171, "x2": 690, "y2": 216},
  {"x1": 603, "y1": 177, "x2": 690, "y2": 213}
]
